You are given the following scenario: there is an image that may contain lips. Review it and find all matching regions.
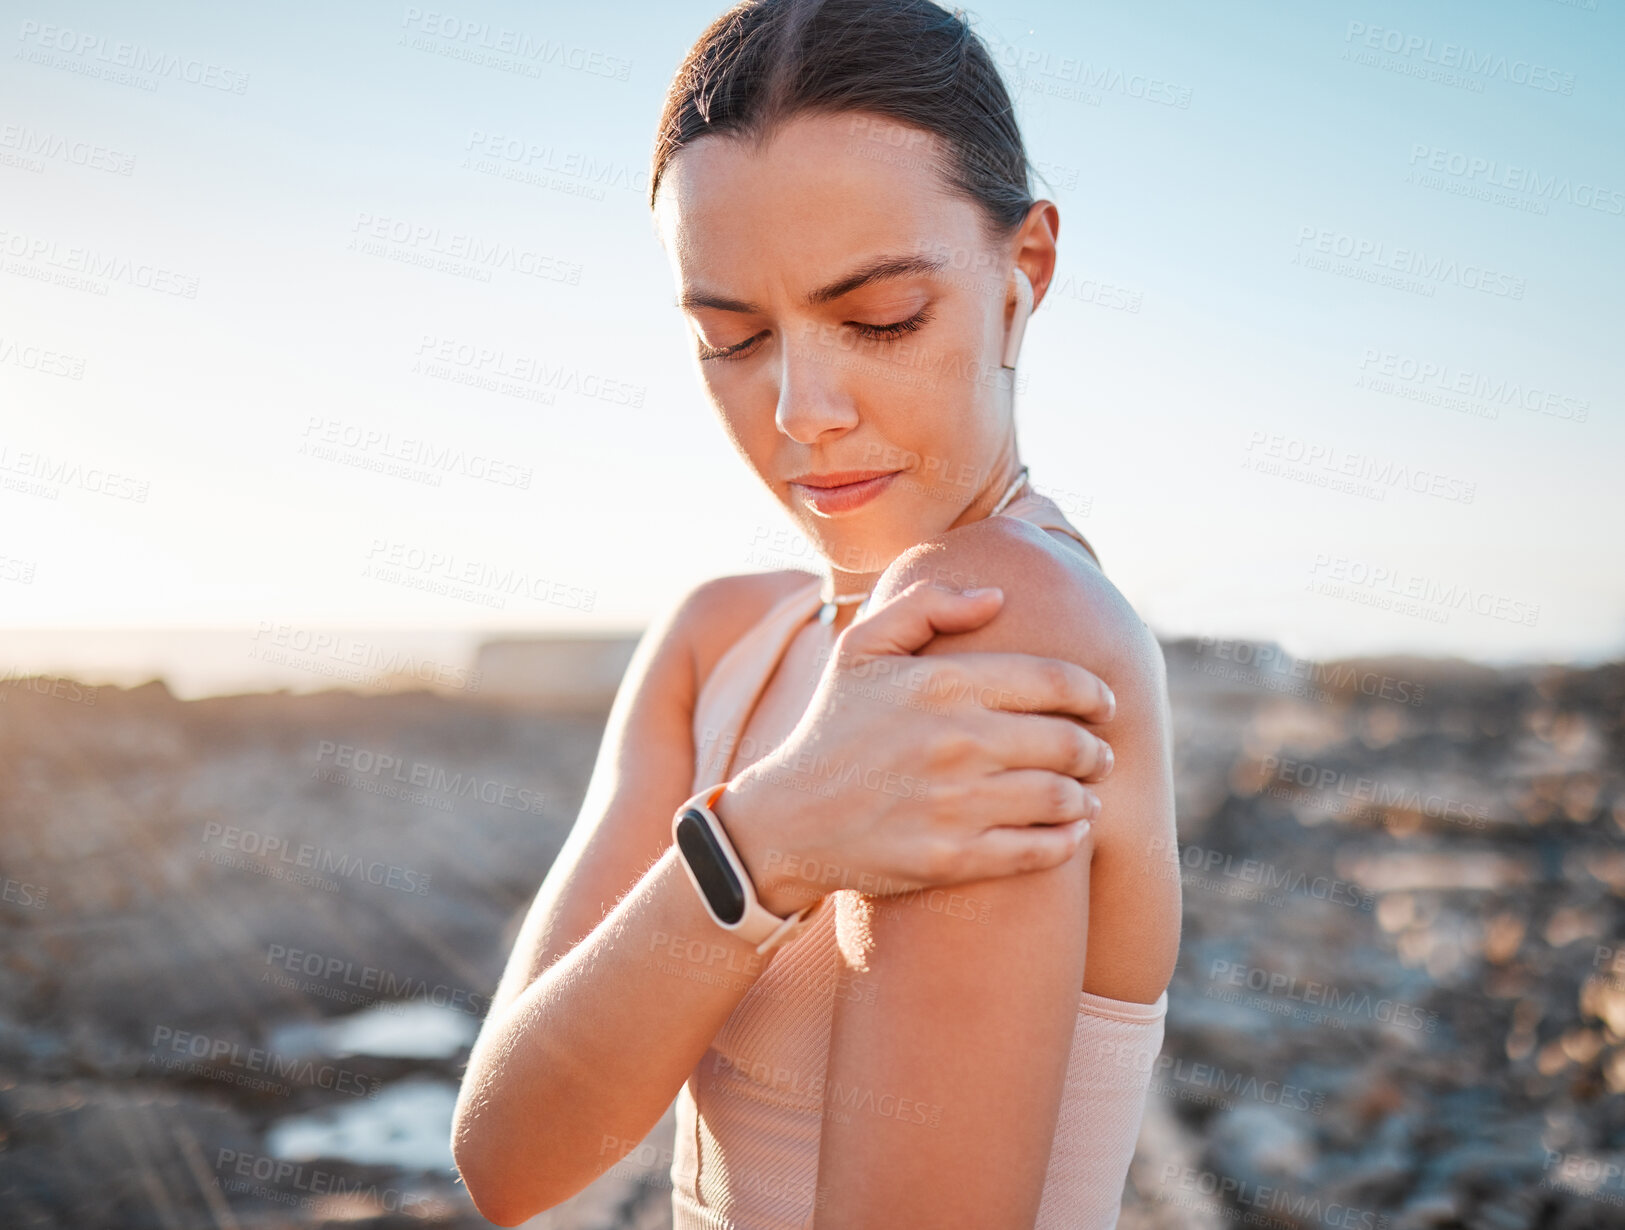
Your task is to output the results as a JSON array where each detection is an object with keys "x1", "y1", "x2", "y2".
[
  {"x1": 788, "y1": 469, "x2": 901, "y2": 515},
  {"x1": 788, "y1": 468, "x2": 900, "y2": 488}
]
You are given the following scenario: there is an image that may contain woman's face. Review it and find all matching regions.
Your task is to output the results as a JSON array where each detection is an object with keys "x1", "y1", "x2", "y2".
[{"x1": 654, "y1": 111, "x2": 1058, "y2": 588}]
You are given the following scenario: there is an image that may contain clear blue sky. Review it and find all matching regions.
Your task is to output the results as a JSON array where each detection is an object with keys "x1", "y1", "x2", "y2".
[{"x1": 2, "y1": 0, "x2": 1621, "y2": 681}]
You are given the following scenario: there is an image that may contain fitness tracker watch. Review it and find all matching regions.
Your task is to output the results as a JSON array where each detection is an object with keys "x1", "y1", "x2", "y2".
[{"x1": 672, "y1": 782, "x2": 819, "y2": 956}]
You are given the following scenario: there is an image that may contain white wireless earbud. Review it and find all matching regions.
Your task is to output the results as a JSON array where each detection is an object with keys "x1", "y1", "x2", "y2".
[{"x1": 1000, "y1": 268, "x2": 1034, "y2": 370}]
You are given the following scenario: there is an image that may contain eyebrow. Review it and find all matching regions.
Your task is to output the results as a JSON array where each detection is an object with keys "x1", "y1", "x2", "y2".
[{"x1": 675, "y1": 252, "x2": 949, "y2": 314}]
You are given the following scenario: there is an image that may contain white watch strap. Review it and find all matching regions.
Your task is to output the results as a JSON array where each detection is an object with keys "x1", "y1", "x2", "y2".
[{"x1": 674, "y1": 783, "x2": 818, "y2": 955}]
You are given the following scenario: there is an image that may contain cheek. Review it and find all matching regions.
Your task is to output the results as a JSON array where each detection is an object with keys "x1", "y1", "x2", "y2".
[
  {"x1": 895, "y1": 332, "x2": 1006, "y2": 485},
  {"x1": 879, "y1": 311, "x2": 993, "y2": 426},
  {"x1": 704, "y1": 376, "x2": 775, "y2": 462},
  {"x1": 925, "y1": 302, "x2": 995, "y2": 379}
]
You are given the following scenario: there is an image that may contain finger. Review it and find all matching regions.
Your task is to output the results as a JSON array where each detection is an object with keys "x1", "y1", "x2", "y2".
[
  {"x1": 974, "y1": 768, "x2": 1101, "y2": 825},
  {"x1": 972, "y1": 710, "x2": 1114, "y2": 780},
  {"x1": 843, "y1": 581, "x2": 1005, "y2": 660},
  {"x1": 926, "y1": 651, "x2": 1116, "y2": 724},
  {"x1": 955, "y1": 815, "x2": 1094, "y2": 882}
]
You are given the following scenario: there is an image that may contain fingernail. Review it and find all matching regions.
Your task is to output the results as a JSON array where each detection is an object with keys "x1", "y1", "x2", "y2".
[
  {"x1": 964, "y1": 586, "x2": 1001, "y2": 598},
  {"x1": 1101, "y1": 745, "x2": 1114, "y2": 775},
  {"x1": 1103, "y1": 689, "x2": 1117, "y2": 721}
]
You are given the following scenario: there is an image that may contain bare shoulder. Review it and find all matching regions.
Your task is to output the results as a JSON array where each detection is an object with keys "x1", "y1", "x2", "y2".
[
  {"x1": 674, "y1": 568, "x2": 820, "y2": 689},
  {"x1": 486, "y1": 565, "x2": 822, "y2": 1010},
  {"x1": 871, "y1": 514, "x2": 1166, "y2": 689},
  {"x1": 870, "y1": 514, "x2": 1179, "y2": 1001},
  {"x1": 614, "y1": 565, "x2": 816, "y2": 760},
  {"x1": 869, "y1": 512, "x2": 1172, "y2": 806}
]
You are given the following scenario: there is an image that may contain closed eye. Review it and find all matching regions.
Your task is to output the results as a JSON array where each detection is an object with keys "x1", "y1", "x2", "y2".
[
  {"x1": 697, "y1": 307, "x2": 934, "y2": 363},
  {"x1": 695, "y1": 332, "x2": 764, "y2": 362},
  {"x1": 848, "y1": 307, "x2": 932, "y2": 341}
]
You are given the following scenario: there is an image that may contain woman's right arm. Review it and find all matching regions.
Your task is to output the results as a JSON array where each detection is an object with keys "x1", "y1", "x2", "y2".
[
  {"x1": 454, "y1": 854, "x2": 797, "y2": 1224},
  {"x1": 451, "y1": 574, "x2": 801, "y2": 1226}
]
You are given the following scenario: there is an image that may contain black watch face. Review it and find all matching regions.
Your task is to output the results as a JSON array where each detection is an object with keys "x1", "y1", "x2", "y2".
[{"x1": 675, "y1": 810, "x2": 747, "y2": 925}]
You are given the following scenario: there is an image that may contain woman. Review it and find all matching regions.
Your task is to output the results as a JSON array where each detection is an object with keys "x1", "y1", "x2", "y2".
[{"x1": 452, "y1": 1, "x2": 1181, "y2": 1226}]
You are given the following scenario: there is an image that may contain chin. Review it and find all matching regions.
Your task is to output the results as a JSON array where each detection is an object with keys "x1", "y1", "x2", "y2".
[{"x1": 801, "y1": 518, "x2": 930, "y2": 578}]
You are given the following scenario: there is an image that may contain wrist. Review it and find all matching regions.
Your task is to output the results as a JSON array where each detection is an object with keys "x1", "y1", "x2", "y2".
[{"x1": 714, "y1": 772, "x2": 824, "y2": 919}]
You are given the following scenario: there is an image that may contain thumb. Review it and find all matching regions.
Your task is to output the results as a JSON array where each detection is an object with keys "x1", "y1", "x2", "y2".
[{"x1": 841, "y1": 581, "x2": 1005, "y2": 660}]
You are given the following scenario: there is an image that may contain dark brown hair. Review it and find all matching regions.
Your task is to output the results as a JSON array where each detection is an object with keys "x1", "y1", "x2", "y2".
[{"x1": 649, "y1": 0, "x2": 1035, "y2": 240}]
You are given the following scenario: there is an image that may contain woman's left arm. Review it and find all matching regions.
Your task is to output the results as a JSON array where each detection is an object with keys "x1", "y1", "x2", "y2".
[{"x1": 810, "y1": 517, "x2": 1176, "y2": 1229}]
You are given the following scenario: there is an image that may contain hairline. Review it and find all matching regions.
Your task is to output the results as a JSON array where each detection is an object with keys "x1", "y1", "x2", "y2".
[{"x1": 651, "y1": 104, "x2": 1025, "y2": 246}]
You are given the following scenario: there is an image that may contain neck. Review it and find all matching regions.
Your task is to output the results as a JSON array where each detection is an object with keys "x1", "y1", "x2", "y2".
[{"x1": 948, "y1": 445, "x2": 1026, "y2": 532}]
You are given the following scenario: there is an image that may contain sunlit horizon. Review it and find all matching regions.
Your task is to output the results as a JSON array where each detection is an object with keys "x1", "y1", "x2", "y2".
[{"x1": 5, "y1": 0, "x2": 1622, "y2": 691}]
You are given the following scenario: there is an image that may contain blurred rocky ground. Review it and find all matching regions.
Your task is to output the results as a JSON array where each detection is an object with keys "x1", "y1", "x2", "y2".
[{"x1": 0, "y1": 638, "x2": 1621, "y2": 1228}]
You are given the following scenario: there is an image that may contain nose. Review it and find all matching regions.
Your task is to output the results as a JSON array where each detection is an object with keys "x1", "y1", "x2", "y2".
[{"x1": 774, "y1": 322, "x2": 860, "y2": 444}]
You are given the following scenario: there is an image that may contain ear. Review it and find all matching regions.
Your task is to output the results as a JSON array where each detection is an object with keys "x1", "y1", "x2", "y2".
[{"x1": 1008, "y1": 199, "x2": 1060, "y2": 312}]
